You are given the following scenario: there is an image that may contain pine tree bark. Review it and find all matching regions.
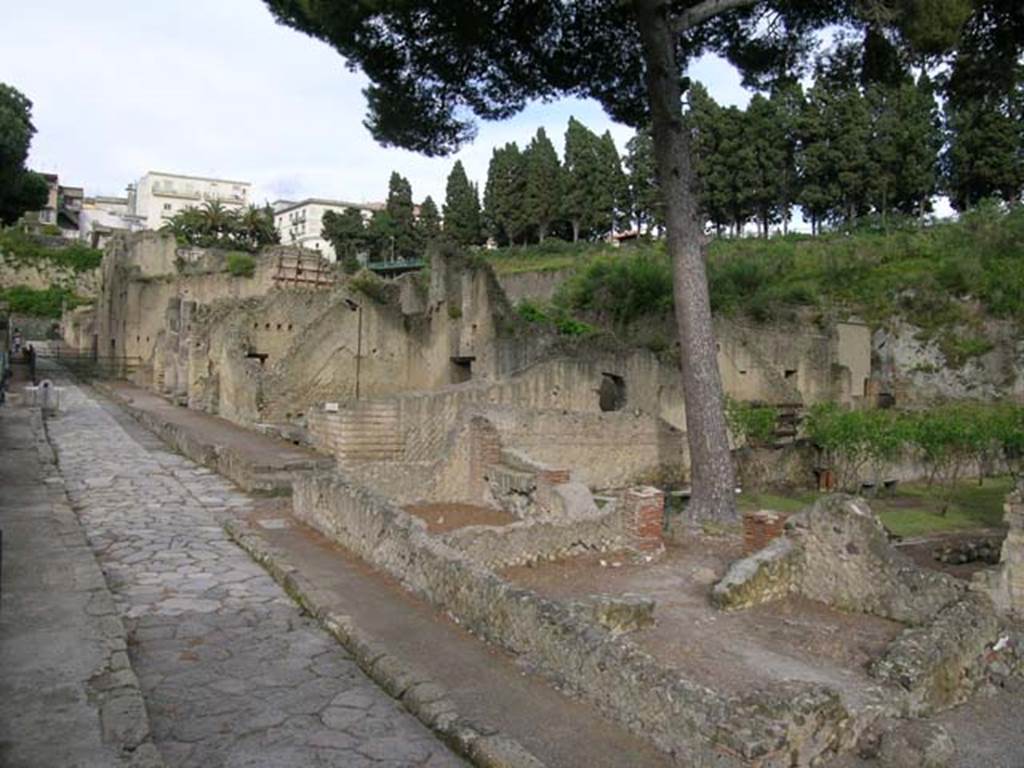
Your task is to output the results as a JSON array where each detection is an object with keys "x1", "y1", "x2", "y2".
[{"x1": 634, "y1": 0, "x2": 737, "y2": 523}]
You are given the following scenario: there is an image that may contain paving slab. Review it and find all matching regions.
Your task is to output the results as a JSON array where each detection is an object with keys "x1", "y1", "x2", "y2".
[
  {"x1": 0, "y1": 396, "x2": 161, "y2": 768},
  {"x1": 77, "y1": 376, "x2": 673, "y2": 767},
  {"x1": 95, "y1": 381, "x2": 333, "y2": 493},
  {"x1": 42, "y1": 373, "x2": 463, "y2": 768}
]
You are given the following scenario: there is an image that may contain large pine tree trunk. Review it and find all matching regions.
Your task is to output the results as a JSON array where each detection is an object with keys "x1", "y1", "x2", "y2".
[{"x1": 634, "y1": 0, "x2": 737, "y2": 523}]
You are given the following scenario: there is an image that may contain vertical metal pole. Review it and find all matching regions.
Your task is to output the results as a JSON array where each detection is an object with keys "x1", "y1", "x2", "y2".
[{"x1": 355, "y1": 305, "x2": 362, "y2": 400}]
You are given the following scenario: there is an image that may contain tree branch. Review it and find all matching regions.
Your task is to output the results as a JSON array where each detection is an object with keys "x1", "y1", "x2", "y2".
[{"x1": 672, "y1": 0, "x2": 759, "y2": 32}]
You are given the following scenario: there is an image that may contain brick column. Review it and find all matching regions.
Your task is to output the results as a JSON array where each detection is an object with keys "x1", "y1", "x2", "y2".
[
  {"x1": 624, "y1": 486, "x2": 665, "y2": 554},
  {"x1": 743, "y1": 510, "x2": 789, "y2": 555}
]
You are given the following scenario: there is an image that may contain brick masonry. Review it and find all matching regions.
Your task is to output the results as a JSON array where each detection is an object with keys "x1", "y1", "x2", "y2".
[
  {"x1": 623, "y1": 487, "x2": 665, "y2": 554},
  {"x1": 743, "y1": 510, "x2": 790, "y2": 555}
]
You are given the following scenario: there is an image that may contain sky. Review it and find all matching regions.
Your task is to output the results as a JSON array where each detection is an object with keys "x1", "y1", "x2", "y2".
[{"x1": 0, "y1": 1, "x2": 752, "y2": 208}]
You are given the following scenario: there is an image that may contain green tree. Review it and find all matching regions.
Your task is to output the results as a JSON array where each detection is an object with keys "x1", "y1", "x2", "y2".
[
  {"x1": 322, "y1": 207, "x2": 368, "y2": 272},
  {"x1": 943, "y1": 0, "x2": 1024, "y2": 209},
  {"x1": 385, "y1": 171, "x2": 421, "y2": 259},
  {"x1": 562, "y1": 117, "x2": 602, "y2": 242},
  {"x1": 769, "y1": 83, "x2": 805, "y2": 234},
  {"x1": 0, "y1": 83, "x2": 49, "y2": 225},
  {"x1": 483, "y1": 142, "x2": 529, "y2": 245},
  {"x1": 624, "y1": 127, "x2": 661, "y2": 234},
  {"x1": 744, "y1": 94, "x2": 788, "y2": 237},
  {"x1": 523, "y1": 127, "x2": 562, "y2": 242},
  {"x1": 867, "y1": 76, "x2": 941, "y2": 225},
  {"x1": 418, "y1": 195, "x2": 442, "y2": 242},
  {"x1": 597, "y1": 130, "x2": 630, "y2": 235},
  {"x1": 263, "y1": 0, "x2": 973, "y2": 522},
  {"x1": 443, "y1": 160, "x2": 483, "y2": 246}
]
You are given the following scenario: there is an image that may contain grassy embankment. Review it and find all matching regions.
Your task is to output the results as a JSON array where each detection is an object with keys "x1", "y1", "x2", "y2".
[
  {"x1": 0, "y1": 228, "x2": 102, "y2": 317},
  {"x1": 489, "y1": 205, "x2": 1024, "y2": 366}
]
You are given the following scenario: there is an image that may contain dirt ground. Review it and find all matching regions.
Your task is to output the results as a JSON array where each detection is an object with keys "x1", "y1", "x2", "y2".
[
  {"x1": 404, "y1": 502, "x2": 517, "y2": 533},
  {"x1": 503, "y1": 533, "x2": 902, "y2": 709}
]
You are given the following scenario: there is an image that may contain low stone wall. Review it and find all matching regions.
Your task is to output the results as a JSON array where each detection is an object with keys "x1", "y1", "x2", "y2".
[
  {"x1": 293, "y1": 470, "x2": 871, "y2": 767},
  {"x1": 712, "y1": 495, "x2": 1000, "y2": 715},
  {"x1": 440, "y1": 505, "x2": 631, "y2": 569}
]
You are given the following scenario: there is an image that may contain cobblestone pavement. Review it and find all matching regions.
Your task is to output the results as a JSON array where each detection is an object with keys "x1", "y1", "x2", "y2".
[{"x1": 46, "y1": 378, "x2": 463, "y2": 768}]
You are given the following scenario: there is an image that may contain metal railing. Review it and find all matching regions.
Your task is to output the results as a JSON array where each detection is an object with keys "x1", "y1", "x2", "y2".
[{"x1": 34, "y1": 344, "x2": 142, "y2": 381}]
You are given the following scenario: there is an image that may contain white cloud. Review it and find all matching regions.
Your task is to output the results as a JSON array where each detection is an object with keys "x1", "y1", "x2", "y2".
[{"x1": 1, "y1": 0, "x2": 751, "y2": 206}]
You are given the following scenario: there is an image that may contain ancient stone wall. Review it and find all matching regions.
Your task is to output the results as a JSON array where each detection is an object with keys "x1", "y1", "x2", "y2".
[
  {"x1": 712, "y1": 495, "x2": 1000, "y2": 715},
  {"x1": 981, "y1": 488, "x2": 1024, "y2": 618},
  {"x1": 293, "y1": 470, "x2": 869, "y2": 766},
  {"x1": 0, "y1": 252, "x2": 100, "y2": 297}
]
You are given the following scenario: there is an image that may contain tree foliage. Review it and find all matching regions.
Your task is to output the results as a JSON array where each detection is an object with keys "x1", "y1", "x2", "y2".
[
  {"x1": 262, "y1": 0, "x2": 979, "y2": 522},
  {"x1": 443, "y1": 160, "x2": 483, "y2": 246},
  {"x1": 161, "y1": 202, "x2": 279, "y2": 252},
  {"x1": 322, "y1": 207, "x2": 368, "y2": 273},
  {"x1": 0, "y1": 83, "x2": 49, "y2": 225}
]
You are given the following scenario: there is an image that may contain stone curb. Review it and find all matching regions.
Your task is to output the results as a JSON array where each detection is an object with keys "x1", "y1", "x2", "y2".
[
  {"x1": 222, "y1": 518, "x2": 546, "y2": 768},
  {"x1": 38, "y1": 409, "x2": 167, "y2": 768}
]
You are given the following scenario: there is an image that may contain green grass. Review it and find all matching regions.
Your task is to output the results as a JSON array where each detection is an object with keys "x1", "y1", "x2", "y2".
[
  {"x1": 482, "y1": 205, "x2": 1024, "y2": 361},
  {"x1": 0, "y1": 228, "x2": 103, "y2": 272},
  {"x1": 736, "y1": 477, "x2": 1014, "y2": 538},
  {"x1": 872, "y1": 478, "x2": 1013, "y2": 537},
  {"x1": 484, "y1": 240, "x2": 614, "y2": 276}
]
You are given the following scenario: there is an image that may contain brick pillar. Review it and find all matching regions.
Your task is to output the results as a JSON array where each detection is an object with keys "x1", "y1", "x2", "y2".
[
  {"x1": 743, "y1": 510, "x2": 789, "y2": 555},
  {"x1": 468, "y1": 416, "x2": 502, "y2": 500},
  {"x1": 624, "y1": 486, "x2": 665, "y2": 554}
]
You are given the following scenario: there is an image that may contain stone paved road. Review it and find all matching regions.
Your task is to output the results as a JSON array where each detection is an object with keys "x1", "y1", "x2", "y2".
[{"x1": 46, "y1": 378, "x2": 463, "y2": 768}]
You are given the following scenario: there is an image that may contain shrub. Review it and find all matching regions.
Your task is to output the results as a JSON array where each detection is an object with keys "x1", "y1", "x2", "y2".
[
  {"x1": 225, "y1": 251, "x2": 256, "y2": 277},
  {"x1": 725, "y1": 398, "x2": 778, "y2": 446},
  {"x1": 515, "y1": 298, "x2": 595, "y2": 336},
  {"x1": 349, "y1": 269, "x2": 396, "y2": 304},
  {"x1": 0, "y1": 284, "x2": 89, "y2": 318},
  {"x1": 557, "y1": 251, "x2": 673, "y2": 326}
]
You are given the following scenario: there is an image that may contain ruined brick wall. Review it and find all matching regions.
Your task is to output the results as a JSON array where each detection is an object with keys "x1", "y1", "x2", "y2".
[{"x1": 293, "y1": 470, "x2": 863, "y2": 766}]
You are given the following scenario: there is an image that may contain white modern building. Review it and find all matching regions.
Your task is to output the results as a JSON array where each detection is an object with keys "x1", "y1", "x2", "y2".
[
  {"x1": 273, "y1": 198, "x2": 383, "y2": 262},
  {"x1": 127, "y1": 171, "x2": 252, "y2": 230},
  {"x1": 78, "y1": 195, "x2": 145, "y2": 247}
]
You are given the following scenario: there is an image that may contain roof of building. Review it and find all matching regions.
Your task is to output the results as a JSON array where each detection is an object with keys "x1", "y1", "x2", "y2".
[
  {"x1": 274, "y1": 198, "x2": 385, "y2": 216},
  {"x1": 141, "y1": 170, "x2": 252, "y2": 186}
]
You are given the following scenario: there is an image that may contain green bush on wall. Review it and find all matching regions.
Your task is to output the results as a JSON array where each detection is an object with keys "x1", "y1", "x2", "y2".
[{"x1": 225, "y1": 251, "x2": 256, "y2": 277}]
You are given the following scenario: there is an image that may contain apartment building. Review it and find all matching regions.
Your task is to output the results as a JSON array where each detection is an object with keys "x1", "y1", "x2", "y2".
[
  {"x1": 128, "y1": 171, "x2": 252, "y2": 230},
  {"x1": 273, "y1": 198, "x2": 382, "y2": 262}
]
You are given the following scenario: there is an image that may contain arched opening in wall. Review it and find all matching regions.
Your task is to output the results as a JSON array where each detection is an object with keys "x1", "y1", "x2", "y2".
[
  {"x1": 599, "y1": 373, "x2": 626, "y2": 412},
  {"x1": 451, "y1": 356, "x2": 474, "y2": 384}
]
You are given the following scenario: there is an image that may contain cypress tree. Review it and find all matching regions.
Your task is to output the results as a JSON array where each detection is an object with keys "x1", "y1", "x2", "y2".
[
  {"x1": 523, "y1": 127, "x2": 562, "y2": 242},
  {"x1": 745, "y1": 94, "x2": 787, "y2": 237},
  {"x1": 483, "y1": 143, "x2": 529, "y2": 245},
  {"x1": 562, "y1": 117, "x2": 601, "y2": 242},
  {"x1": 384, "y1": 172, "x2": 420, "y2": 259},
  {"x1": 596, "y1": 130, "x2": 630, "y2": 236},
  {"x1": 418, "y1": 196, "x2": 441, "y2": 242},
  {"x1": 770, "y1": 83, "x2": 805, "y2": 235},
  {"x1": 443, "y1": 160, "x2": 483, "y2": 246},
  {"x1": 625, "y1": 127, "x2": 660, "y2": 235}
]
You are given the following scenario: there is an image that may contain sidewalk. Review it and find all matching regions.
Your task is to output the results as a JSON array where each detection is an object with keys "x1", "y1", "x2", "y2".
[
  {"x1": 86, "y1": 380, "x2": 673, "y2": 767},
  {"x1": 0, "y1": 393, "x2": 162, "y2": 767},
  {"x1": 96, "y1": 381, "x2": 333, "y2": 493}
]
